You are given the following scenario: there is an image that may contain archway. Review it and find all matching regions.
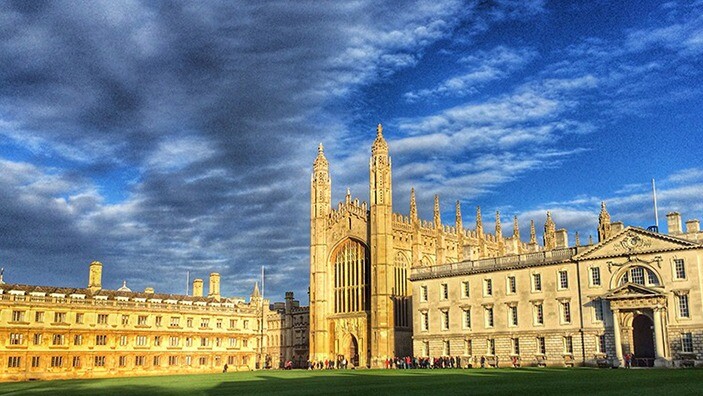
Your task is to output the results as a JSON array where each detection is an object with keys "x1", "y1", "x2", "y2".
[
  {"x1": 632, "y1": 314, "x2": 655, "y2": 367},
  {"x1": 342, "y1": 334, "x2": 359, "y2": 368}
]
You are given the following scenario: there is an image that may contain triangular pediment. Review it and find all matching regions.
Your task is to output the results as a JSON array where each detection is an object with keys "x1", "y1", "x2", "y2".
[
  {"x1": 575, "y1": 227, "x2": 699, "y2": 261},
  {"x1": 604, "y1": 282, "x2": 664, "y2": 300}
]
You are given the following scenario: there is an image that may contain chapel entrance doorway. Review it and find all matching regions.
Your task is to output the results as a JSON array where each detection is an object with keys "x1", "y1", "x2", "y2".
[
  {"x1": 348, "y1": 334, "x2": 359, "y2": 367},
  {"x1": 632, "y1": 314, "x2": 655, "y2": 367}
]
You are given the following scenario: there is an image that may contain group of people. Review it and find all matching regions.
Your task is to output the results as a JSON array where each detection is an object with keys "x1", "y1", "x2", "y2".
[
  {"x1": 384, "y1": 356, "x2": 465, "y2": 369},
  {"x1": 306, "y1": 357, "x2": 350, "y2": 370}
]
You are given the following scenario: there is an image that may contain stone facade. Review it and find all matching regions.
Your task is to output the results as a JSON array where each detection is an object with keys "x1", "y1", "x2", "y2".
[
  {"x1": 411, "y1": 209, "x2": 703, "y2": 368},
  {"x1": 310, "y1": 125, "x2": 703, "y2": 369},
  {"x1": 266, "y1": 292, "x2": 309, "y2": 368},
  {"x1": 310, "y1": 125, "x2": 553, "y2": 368},
  {"x1": 0, "y1": 262, "x2": 272, "y2": 381}
]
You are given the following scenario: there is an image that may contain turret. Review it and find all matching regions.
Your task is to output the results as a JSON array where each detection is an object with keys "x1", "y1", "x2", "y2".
[
  {"x1": 310, "y1": 143, "x2": 332, "y2": 361},
  {"x1": 433, "y1": 195, "x2": 441, "y2": 229},
  {"x1": 495, "y1": 211, "x2": 502, "y2": 240},
  {"x1": 528, "y1": 219, "x2": 538, "y2": 252},
  {"x1": 455, "y1": 201, "x2": 463, "y2": 231},
  {"x1": 369, "y1": 123, "x2": 394, "y2": 367},
  {"x1": 598, "y1": 202, "x2": 612, "y2": 242},
  {"x1": 476, "y1": 206, "x2": 483, "y2": 237},
  {"x1": 312, "y1": 143, "x2": 331, "y2": 219},
  {"x1": 410, "y1": 188, "x2": 418, "y2": 223},
  {"x1": 543, "y1": 211, "x2": 556, "y2": 250}
]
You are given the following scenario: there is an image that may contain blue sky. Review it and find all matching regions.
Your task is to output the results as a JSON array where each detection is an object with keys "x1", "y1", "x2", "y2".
[{"x1": 1, "y1": 0, "x2": 702, "y2": 303}]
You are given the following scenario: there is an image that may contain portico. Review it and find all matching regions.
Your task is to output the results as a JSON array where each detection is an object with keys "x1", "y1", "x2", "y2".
[{"x1": 605, "y1": 283, "x2": 668, "y2": 367}]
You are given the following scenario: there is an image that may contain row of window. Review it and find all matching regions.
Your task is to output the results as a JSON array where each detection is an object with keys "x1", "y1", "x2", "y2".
[
  {"x1": 5, "y1": 354, "x2": 250, "y2": 369},
  {"x1": 8, "y1": 333, "x2": 254, "y2": 348},
  {"x1": 422, "y1": 260, "x2": 689, "y2": 302},
  {"x1": 7, "y1": 311, "x2": 252, "y2": 330},
  {"x1": 420, "y1": 335, "x2": 606, "y2": 357},
  {"x1": 421, "y1": 301, "x2": 574, "y2": 331},
  {"x1": 425, "y1": 271, "x2": 572, "y2": 302},
  {"x1": 422, "y1": 293, "x2": 691, "y2": 332}
]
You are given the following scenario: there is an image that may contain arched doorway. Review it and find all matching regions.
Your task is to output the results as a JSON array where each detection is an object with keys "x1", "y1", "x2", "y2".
[
  {"x1": 343, "y1": 334, "x2": 359, "y2": 368},
  {"x1": 632, "y1": 314, "x2": 655, "y2": 367}
]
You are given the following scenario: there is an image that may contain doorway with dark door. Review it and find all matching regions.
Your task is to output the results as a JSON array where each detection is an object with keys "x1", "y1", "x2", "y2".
[{"x1": 632, "y1": 314, "x2": 655, "y2": 367}]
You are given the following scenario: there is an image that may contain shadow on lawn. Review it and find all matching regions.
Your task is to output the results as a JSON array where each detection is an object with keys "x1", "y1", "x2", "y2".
[{"x1": 205, "y1": 369, "x2": 560, "y2": 396}]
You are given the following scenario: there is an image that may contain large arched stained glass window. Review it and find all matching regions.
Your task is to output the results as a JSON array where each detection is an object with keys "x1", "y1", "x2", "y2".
[
  {"x1": 618, "y1": 266, "x2": 660, "y2": 287},
  {"x1": 333, "y1": 240, "x2": 370, "y2": 314}
]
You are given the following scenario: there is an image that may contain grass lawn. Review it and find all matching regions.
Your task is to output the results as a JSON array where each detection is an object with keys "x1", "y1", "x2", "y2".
[{"x1": 0, "y1": 368, "x2": 702, "y2": 396}]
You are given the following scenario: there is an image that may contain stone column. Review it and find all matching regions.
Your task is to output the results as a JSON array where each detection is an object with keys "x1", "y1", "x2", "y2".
[
  {"x1": 612, "y1": 309, "x2": 623, "y2": 367},
  {"x1": 653, "y1": 307, "x2": 667, "y2": 367}
]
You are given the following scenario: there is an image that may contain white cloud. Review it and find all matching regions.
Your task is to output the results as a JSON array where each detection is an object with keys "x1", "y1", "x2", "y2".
[{"x1": 404, "y1": 46, "x2": 537, "y2": 101}]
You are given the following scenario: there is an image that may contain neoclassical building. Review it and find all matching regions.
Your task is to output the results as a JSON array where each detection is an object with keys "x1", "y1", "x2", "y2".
[
  {"x1": 310, "y1": 124, "x2": 703, "y2": 368},
  {"x1": 412, "y1": 209, "x2": 703, "y2": 367},
  {"x1": 0, "y1": 261, "x2": 275, "y2": 381}
]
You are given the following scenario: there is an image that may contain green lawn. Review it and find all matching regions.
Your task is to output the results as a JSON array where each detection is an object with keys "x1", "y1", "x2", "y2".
[{"x1": 0, "y1": 368, "x2": 702, "y2": 396}]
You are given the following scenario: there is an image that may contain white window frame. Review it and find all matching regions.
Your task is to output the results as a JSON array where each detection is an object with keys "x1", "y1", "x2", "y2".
[
  {"x1": 674, "y1": 259, "x2": 687, "y2": 280},
  {"x1": 484, "y1": 306, "x2": 494, "y2": 328},
  {"x1": 484, "y1": 279, "x2": 493, "y2": 297},
  {"x1": 420, "y1": 285, "x2": 428, "y2": 302},
  {"x1": 533, "y1": 303, "x2": 544, "y2": 326},
  {"x1": 463, "y1": 308, "x2": 471, "y2": 329},
  {"x1": 461, "y1": 281, "x2": 470, "y2": 299},
  {"x1": 682, "y1": 332, "x2": 693, "y2": 353},
  {"x1": 508, "y1": 305, "x2": 518, "y2": 327},
  {"x1": 678, "y1": 293, "x2": 690, "y2": 318},
  {"x1": 590, "y1": 267, "x2": 601, "y2": 287},
  {"x1": 532, "y1": 273, "x2": 542, "y2": 292},
  {"x1": 441, "y1": 309, "x2": 450, "y2": 331},
  {"x1": 558, "y1": 270, "x2": 569, "y2": 290},
  {"x1": 440, "y1": 283, "x2": 448, "y2": 300},
  {"x1": 507, "y1": 276, "x2": 516, "y2": 295}
]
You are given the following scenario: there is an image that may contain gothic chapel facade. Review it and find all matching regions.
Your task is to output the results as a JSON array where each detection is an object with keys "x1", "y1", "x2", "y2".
[{"x1": 309, "y1": 125, "x2": 532, "y2": 368}]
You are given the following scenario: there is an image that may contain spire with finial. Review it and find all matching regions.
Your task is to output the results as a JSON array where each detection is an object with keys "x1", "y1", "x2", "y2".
[
  {"x1": 313, "y1": 142, "x2": 328, "y2": 170},
  {"x1": 371, "y1": 123, "x2": 389, "y2": 155},
  {"x1": 495, "y1": 211, "x2": 502, "y2": 239},
  {"x1": 513, "y1": 215, "x2": 520, "y2": 239},
  {"x1": 0, "y1": 267, "x2": 4, "y2": 285},
  {"x1": 543, "y1": 211, "x2": 556, "y2": 250},
  {"x1": 588, "y1": 234, "x2": 594, "y2": 245},
  {"x1": 410, "y1": 188, "x2": 417, "y2": 221},
  {"x1": 252, "y1": 281, "x2": 261, "y2": 298},
  {"x1": 598, "y1": 201, "x2": 612, "y2": 242},
  {"x1": 529, "y1": 220, "x2": 537, "y2": 244},
  {"x1": 434, "y1": 194, "x2": 441, "y2": 229},
  {"x1": 455, "y1": 200, "x2": 462, "y2": 231},
  {"x1": 575, "y1": 231, "x2": 581, "y2": 246},
  {"x1": 345, "y1": 187, "x2": 351, "y2": 204},
  {"x1": 476, "y1": 206, "x2": 483, "y2": 237}
]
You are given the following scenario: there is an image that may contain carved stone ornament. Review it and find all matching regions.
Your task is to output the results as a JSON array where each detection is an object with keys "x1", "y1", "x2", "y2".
[{"x1": 617, "y1": 232, "x2": 652, "y2": 252}]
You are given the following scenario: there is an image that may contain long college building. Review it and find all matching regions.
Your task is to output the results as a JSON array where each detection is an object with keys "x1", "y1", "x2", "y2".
[
  {"x1": 0, "y1": 261, "x2": 283, "y2": 381},
  {"x1": 310, "y1": 124, "x2": 703, "y2": 368}
]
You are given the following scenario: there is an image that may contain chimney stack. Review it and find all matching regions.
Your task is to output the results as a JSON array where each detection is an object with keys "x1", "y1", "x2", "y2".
[
  {"x1": 208, "y1": 273, "x2": 221, "y2": 300},
  {"x1": 686, "y1": 219, "x2": 700, "y2": 233},
  {"x1": 193, "y1": 279, "x2": 203, "y2": 297},
  {"x1": 667, "y1": 212, "x2": 682, "y2": 235},
  {"x1": 88, "y1": 261, "x2": 103, "y2": 292}
]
